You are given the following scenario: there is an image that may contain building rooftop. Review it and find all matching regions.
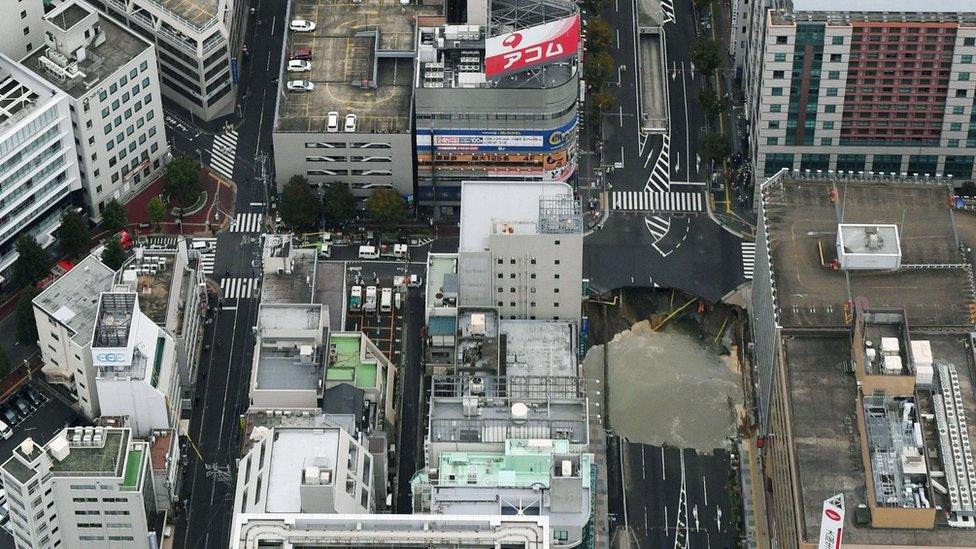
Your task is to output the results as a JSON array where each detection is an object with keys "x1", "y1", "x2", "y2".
[
  {"x1": 312, "y1": 261, "x2": 345, "y2": 332},
  {"x1": 784, "y1": 334, "x2": 976, "y2": 545},
  {"x1": 276, "y1": 0, "x2": 441, "y2": 133},
  {"x1": 426, "y1": 253, "x2": 458, "y2": 310},
  {"x1": 34, "y1": 255, "x2": 116, "y2": 345},
  {"x1": 255, "y1": 304, "x2": 326, "y2": 392},
  {"x1": 498, "y1": 319, "x2": 577, "y2": 379},
  {"x1": 459, "y1": 181, "x2": 575, "y2": 252},
  {"x1": 760, "y1": 177, "x2": 975, "y2": 328},
  {"x1": 266, "y1": 428, "x2": 342, "y2": 513},
  {"x1": 259, "y1": 303, "x2": 324, "y2": 331},
  {"x1": 436, "y1": 439, "x2": 589, "y2": 489},
  {"x1": 23, "y1": 4, "x2": 151, "y2": 99},
  {"x1": 155, "y1": 0, "x2": 220, "y2": 28},
  {"x1": 120, "y1": 253, "x2": 177, "y2": 326},
  {"x1": 50, "y1": 428, "x2": 129, "y2": 477},
  {"x1": 772, "y1": 0, "x2": 976, "y2": 23},
  {"x1": 93, "y1": 292, "x2": 137, "y2": 348},
  {"x1": 326, "y1": 333, "x2": 377, "y2": 390},
  {"x1": 788, "y1": 0, "x2": 976, "y2": 14},
  {"x1": 1, "y1": 454, "x2": 37, "y2": 484},
  {"x1": 262, "y1": 247, "x2": 317, "y2": 304},
  {"x1": 429, "y1": 375, "x2": 588, "y2": 446},
  {"x1": 48, "y1": 3, "x2": 89, "y2": 31}
]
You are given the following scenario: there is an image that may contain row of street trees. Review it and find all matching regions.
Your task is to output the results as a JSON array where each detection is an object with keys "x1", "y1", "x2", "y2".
[
  {"x1": 279, "y1": 176, "x2": 407, "y2": 233},
  {"x1": 689, "y1": 37, "x2": 731, "y2": 167},
  {"x1": 582, "y1": 13, "x2": 617, "y2": 129}
]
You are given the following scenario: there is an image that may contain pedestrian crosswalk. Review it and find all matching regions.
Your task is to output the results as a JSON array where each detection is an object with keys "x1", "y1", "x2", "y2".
[
  {"x1": 139, "y1": 235, "x2": 180, "y2": 250},
  {"x1": 741, "y1": 241, "x2": 756, "y2": 280},
  {"x1": 194, "y1": 237, "x2": 217, "y2": 275},
  {"x1": 661, "y1": 0, "x2": 675, "y2": 24},
  {"x1": 610, "y1": 191, "x2": 705, "y2": 213},
  {"x1": 209, "y1": 130, "x2": 238, "y2": 180},
  {"x1": 645, "y1": 133, "x2": 671, "y2": 193},
  {"x1": 230, "y1": 212, "x2": 264, "y2": 233},
  {"x1": 220, "y1": 277, "x2": 257, "y2": 300}
]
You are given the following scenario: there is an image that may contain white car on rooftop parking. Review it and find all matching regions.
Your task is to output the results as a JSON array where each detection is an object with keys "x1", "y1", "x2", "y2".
[
  {"x1": 287, "y1": 59, "x2": 311, "y2": 72},
  {"x1": 344, "y1": 113, "x2": 357, "y2": 132},
  {"x1": 287, "y1": 80, "x2": 314, "y2": 92},
  {"x1": 290, "y1": 19, "x2": 316, "y2": 32}
]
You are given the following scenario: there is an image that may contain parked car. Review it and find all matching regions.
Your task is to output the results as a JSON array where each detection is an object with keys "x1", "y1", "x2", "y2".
[
  {"x1": 287, "y1": 80, "x2": 314, "y2": 92},
  {"x1": 327, "y1": 111, "x2": 340, "y2": 132},
  {"x1": 26, "y1": 388, "x2": 43, "y2": 406},
  {"x1": 394, "y1": 274, "x2": 423, "y2": 288},
  {"x1": 287, "y1": 59, "x2": 311, "y2": 72},
  {"x1": 2, "y1": 408, "x2": 17, "y2": 426},
  {"x1": 344, "y1": 113, "x2": 357, "y2": 132},
  {"x1": 291, "y1": 48, "x2": 312, "y2": 60},
  {"x1": 289, "y1": 19, "x2": 316, "y2": 32},
  {"x1": 14, "y1": 398, "x2": 30, "y2": 417}
]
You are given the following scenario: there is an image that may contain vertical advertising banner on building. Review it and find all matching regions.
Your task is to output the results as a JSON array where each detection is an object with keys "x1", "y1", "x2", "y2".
[
  {"x1": 818, "y1": 494, "x2": 845, "y2": 549},
  {"x1": 484, "y1": 15, "x2": 580, "y2": 78}
]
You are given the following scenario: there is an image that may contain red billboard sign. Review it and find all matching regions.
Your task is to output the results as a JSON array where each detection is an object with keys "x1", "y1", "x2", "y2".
[{"x1": 485, "y1": 15, "x2": 580, "y2": 78}]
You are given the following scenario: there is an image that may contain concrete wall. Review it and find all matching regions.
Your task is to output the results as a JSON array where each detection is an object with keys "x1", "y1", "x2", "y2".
[
  {"x1": 0, "y1": 0, "x2": 45, "y2": 61},
  {"x1": 272, "y1": 130, "x2": 414, "y2": 198}
]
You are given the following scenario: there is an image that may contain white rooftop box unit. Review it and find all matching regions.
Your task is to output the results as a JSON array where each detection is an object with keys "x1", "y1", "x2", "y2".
[
  {"x1": 48, "y1": 436, "x2": 70, "y2": 461},
  {"x1": 883, "y1": 355, "x2": 904, "y2": 375},
  {"x1": 470, "y1": 313, "x2": 486, "y2": 335},
  {"x1": 881, "y1": 337, "x2": 901, "y2": 356},
  {"x1": 916, "y1": 363, "x2": 934, "y2": 387},
  {"x1": 911, "y1": 340, "x2": 933, "y2": 368},
  {"x1": 836, "y1": 224, "x2": 901, "y2": 270}
]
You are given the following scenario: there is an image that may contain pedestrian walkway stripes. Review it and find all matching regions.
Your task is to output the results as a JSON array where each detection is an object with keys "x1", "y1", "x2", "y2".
[
  {"x1": 610, "y1": 191, "x2": 705, "y2": 212},
  {"x1": 230, "y1": 212, "x2": 264, "y2": 233},
  {"x1": 209, "y1": 130, "x2": 238, "y2": 180},
  {"x1": 193, "y1": 237, "x2": 217, "y2": 275},
  {"x1": 660, "y1": 0, "x2": 676, "y2": 24},
  {"x1": 141, "y1": 235, "x2": 180, "y2": 249},
  {"x1": 741, "y1": 241, "x2": 756, "y2": 280},
  {"x1": 219, "y1": 277, "x2": 257, "y2": 300},
  {"x1": 645, "y1": 133, "x2": 671, "y2": 193}
]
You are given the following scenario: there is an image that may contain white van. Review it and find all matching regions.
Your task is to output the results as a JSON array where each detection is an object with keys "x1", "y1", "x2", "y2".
[
  {"x1": 358, "y1": 245, "x2": 380, "y2": 260},
  {"x1": 380, "y1": 288, "x2": 393, "y2": 313},
  {"x1": 0, "y1": 420, "x2": 12, "y2": 440}
]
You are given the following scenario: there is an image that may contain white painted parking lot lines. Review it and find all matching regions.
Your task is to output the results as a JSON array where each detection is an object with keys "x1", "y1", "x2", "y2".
[
  {"x1": 230, "y1": 212, "x2": 264, "y2": 233},
  {"x1": 741, "y1": 241, "x2": 756, "y2": 280},
  {"x1": 219, "y1": 277, "x2": 257, "y2": 300}
]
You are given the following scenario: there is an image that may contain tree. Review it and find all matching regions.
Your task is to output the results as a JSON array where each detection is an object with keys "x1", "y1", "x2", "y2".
[
  {"x1": 698, "y1": 84, "x2": 725, "y2": 119},
  {"x1": 584, "y1": 51, "x2": 615, "y2": 87},
  {"x1": 15, "y1": 288, "x2": 38, "y2": 345},
  {"x1": 13, "y1": 235, "x2": 48, "y2": 288},
  {"x1": 164, "y1": 155, "x2": 202, "y2": 208},
  {"x1": 586, "y1": 17, "x2": 613, "y2": 52},
  {"x1": 700, "y1": 132, "x2": 731, "y2": 167},
  {"x1": 367, "y1": 188, "x2": 405, "y2": 231},
  {"x1": 59, "y1": 209, "x2": 91, "y2": 259},
  {"x1": 101, "y1": 237, "x2": 126, "y2": 270},
  {"x1": 147, "y1": 196, "x2": 167, "y2": 230},
  {"x1": 322, "y1": 182, "x2": 356, "y2": 228},
  {"x1": 279, "y1": 175, "x2": 321, "y2": 231},
  {"x1": 689, "y1": 38, "x2": 721, "y2": 76},
  {"x1": 101, "y1": 199, "x2": 127, "y2": 233},
  {"x1": 592, "y1": 89, "x2": 616, "y2": 112}
]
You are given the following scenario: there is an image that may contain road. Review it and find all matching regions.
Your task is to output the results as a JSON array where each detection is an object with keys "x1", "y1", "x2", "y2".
[
  {"x1": 624, "y1": 442, "x2": 736, "y2": 549},
  {"x1": 582, "y1": 0, "x2": 747, "y2": 301},
  {"x1": 175, "y1": 0, "x2": 286, "y2": 547}
]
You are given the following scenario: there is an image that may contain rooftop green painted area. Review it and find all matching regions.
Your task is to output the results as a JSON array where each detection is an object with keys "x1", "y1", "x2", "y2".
[
  {"x1": 327, "y1": 334, "x2": 377, "y2": 389},
  {"x1": 1, "y1": 455, "x2": 37, "y2": 484},
  {"x1": 51, "y1": 430, "x2": 128, "y2": 477},
  {"x1": 121, "y1": 447, "x2": 144, "y2": 490},
  {"x1": 436, "y1": 439, "x2": 591, "y2": 489}
]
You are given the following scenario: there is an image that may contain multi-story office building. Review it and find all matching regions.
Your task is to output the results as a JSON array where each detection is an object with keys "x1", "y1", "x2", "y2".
[
  {"x1": 750, "y1": 172, "x2": 976, "y2": 546},
  {"x1": 743, "y1": 1, "x2": 976, "y2": 193},
  {"x1": 94, "y1": 0, "x2": 244, "y2": 121},
  {"x1": 0, "y1": 0, "x2": 47, "y2": 60},
  {"x1": 22, "y1": 1, "x2": 168, "y2": 220},
  {"x1": 271, "y1": 0, "x2": 439, "y2": 201},
  {"x1": 415, "y1": 0, "x2": 581, "y2": 214},
  {"x1": 0, "y1": 427, "x2": 171, "y2": 549},
  {"x1": 458, "y1": 181, "x2": 583, "y2": 322},
  {"x1": 0, "y1": 52, "x2": 82, "y2": 282},
  {"x1": 34, "y1": 241, "x2": 205, "y2": 423}
]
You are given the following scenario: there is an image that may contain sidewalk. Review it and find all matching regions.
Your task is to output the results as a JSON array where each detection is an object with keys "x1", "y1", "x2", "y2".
[{"x1": 123, "y1": 169, "x2": 236, "y2": 236}]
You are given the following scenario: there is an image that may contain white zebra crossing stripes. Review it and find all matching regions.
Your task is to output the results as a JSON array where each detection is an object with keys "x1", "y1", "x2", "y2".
[
  {"x1": 610, "y1": 191, "x2": 705, "y2": 213},
  {"x1": 645, "y1": 134, "x2": 671, "y2": 193},
  {"x1": 660, "y1": 0, "x2": 675, "y2": 24},
  {"x1": 741, "y1": 241, "x2": 756, "y2": 280},
  {"x1": 220, "y1": 277, "x2": 257, "y2": 300},
  {"x1": 230, "y1": 212, "x2": 264, "y2": 233},
  {"x1": 140, "y1": 235, "x2": 180, "y2": 249},
  {"x1": 193, "y1": 237, "x2": 217, "y2": 275},
  {"x1": 209, "y1": 130, "x2": 238, "y2": 180}
]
